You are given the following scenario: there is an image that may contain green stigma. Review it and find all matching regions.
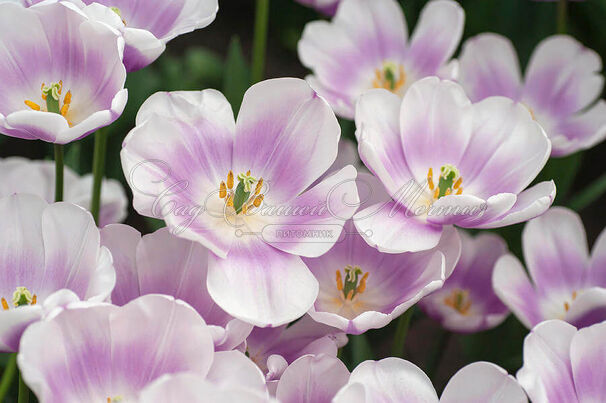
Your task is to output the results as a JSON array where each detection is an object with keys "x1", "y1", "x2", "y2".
[
  {"x1": 438, "y1": 164, "x2": 460, "y2": 198},
  {"x1": 12, "y1": 287, "x2": 33, "y2": 307},
  {"x1": 232, "y1": 172, "x2": 257, "y2": 214},
  {"x1": 110, "y1": 6, "x2": 122, "y2": 18},
  {"x1": 42, "y1": 82, "x2": 62, "y2": 114},
  {"x1": 382, "y1": 63, "x2": 398, "y2": 91}
]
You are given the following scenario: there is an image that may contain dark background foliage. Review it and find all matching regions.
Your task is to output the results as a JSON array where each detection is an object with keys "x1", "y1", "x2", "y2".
[{"x1": 1, "y1": 0, "x2": 606, "y2": 398}]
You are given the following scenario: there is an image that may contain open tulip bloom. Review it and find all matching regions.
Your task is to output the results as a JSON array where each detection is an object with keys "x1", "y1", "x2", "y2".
[
  {"x1": 0, "y1": 194, "x2": 115, "y2": 352},
  {"x1": 493, "y1": 207, "x2": 606, "y2": 329},
  {"x1": 419, "y1": 231, "x2": 510, "y2": 333},
  {"x1": 0, "y1": 157, "x2": 127, "y2": 227},
  {"x1": 332, "y1": 358, "x2": 527, "y2": 402},
  {"x1": 0, "y1": 1, "x2": 127, "y2": 144},
  {"x1": 354, "y1": 77, "x2": 555, "y2": 254},
  {"x1": 121, "y1": 78, "x2": 359, "y2": 327},
  {"x1": 17, "y1": 294, "x2": 271, "y2": 402},
  {"x1": 100, "y1": 224, "x2": 253, "y2": 351},
  {"x1": 517, "y1": 319, "x2": 606, "y2": 402},
  {"x1": 458, "y1": 33, "x2": 606, "y2": 156},
  {"x1": 303, "y1": 173, "x2": 461, "y2": 334},
  {"x1": 298, "y1": 0, "x2": 464, "y2": 119}
]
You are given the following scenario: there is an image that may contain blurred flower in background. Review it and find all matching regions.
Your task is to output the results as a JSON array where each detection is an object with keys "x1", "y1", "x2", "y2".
[
  {"x1": 298, "y1": 0, "x2": 464, "y2": 119},
  {"x1": 420, "y1": 231, "x2": 510, "y2": 333},
  {"x1": 458, "y1": 34, "x2": 606, "y2": 157},
  {"x1": 295, "y1": 0, "x2": 340, "y2": 15},
  {"x1": 494, "y1": 207, "x2": 606, "y2": 329},
  {"x1": 0, "y1": 157, "x2": 127, "y2": 227},
  {"x1": 0, "y1": 2, "x2": 127, "y2": 144}
]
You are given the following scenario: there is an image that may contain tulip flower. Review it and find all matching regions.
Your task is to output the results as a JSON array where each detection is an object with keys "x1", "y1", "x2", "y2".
[
  {"x1": 304, "y1": 173, "x2": 461, "y2": 334},
  {"x1": 458, "y1": 34, "x2": 606, "y2": 156},
  {"x1": 354, "y1": 77, "x2": 555, "y2": 253},
  {"x1": 0, "y1": 1, "x2": 127, "y2": 144},
  {"x1": 332, "y1": 358, "x2": 527, "y2": 402},
  {"x1": 298, "y1": 0, "x2": 464, "y2": 119},
  {"x1": 121, "y1": 79, "x2": 359, "y2": 327},
  {"x1": 295, "y1": 0, "x2": 340, "y2": 15},
  {"x1": 518, "y1": 319, "x2": 606, "y2": 402},
  {"x1": 0, "y1": 157, "x2": 127, "y2": 227},
  {"x1": 419, "y1": 231, "x2": 509, "y2": 333},
  {"x1": 100, "y1": 224, "x2": 253, "y2": 351},
  {"x1": 494, "y1": 207, "x2": 606, "y2": 328},
  {"x1": 0, "y1": 193, "x2": 115, "y2": 352},
  {"x1": 18, "y1": 294, "x2": 270, "y2": 402}
]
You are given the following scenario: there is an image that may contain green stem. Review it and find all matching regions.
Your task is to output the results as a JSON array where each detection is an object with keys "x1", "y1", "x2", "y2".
[
  {"x1": 0, "y1": 353, "x2": 17, "y2": 401},
  {"x1": 426, "y1": 331, "x2": 452, "y2": 380},
  {"x1": 557, "y1": 0, "x2": 567, "y2": 34},
  {"x1": 391, "y1": 307, "x2": 414, "y2": 357},
  {"x1": 54, "y1": 144, "x2": 64, "y2": 202},
  {"x1": 91, "y1": 129, "x2": 108, "y2": 225},
  {"x1": 569, "y1": 172, "x2": 606, "y2": 211},
  {"x1": 18, "y1": 369, "x2": 29, "y2": 403},
  {"x1": 251, "y1": 0, "x2": 269, "y2": 83}
]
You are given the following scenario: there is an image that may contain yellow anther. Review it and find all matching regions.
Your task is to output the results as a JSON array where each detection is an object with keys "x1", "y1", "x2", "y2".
[
  {"x1": 24, "y1": 100, "x2": 40, "y2": 111},
  {"x1": 246, "y1": 170, "x2": 251, "y2": 176},
  {"x1": 444, "y1": 289, "x2": 472, "y2": 315},
  {"x1": 31, "y1": 295, "x2": 37, "y2": 305},
  {"x1": 456, "y1": 188, "x2": 463, "y2": 195},
  {"x1": 255, "y1": 178, "x2": 263, "y2": 195},
  {"x1": 242, "y1": 204, "x2": 248, "y2": 214},
  {"x1": 336, "y1": 270, "x2": 343, "y2": 291},
  {"x1": 227, "y1": 195, "x2": 234, "y2": 207},
  {"x1": 564, "y1": 301, "x2": 570, "y2": 312},
  {"x1": 60, "y1": 103, "x2": 70, "y2": 117},
  {"x1": 453, "y1": 177, "x2": 462, "y2": 189},
  {"x1": 445, "y1": 188, "x2": 452, "y2": 196},
  {"x1": 227, "y1": 171, "x2": 234, "y2": 189},
  {"x1": 58, "y1": 80, "x2": 63, "y2": 95},
  {"x1": 433, "y1": 188, "x2": 439, "y2": 199},
  {"x1": 253, "y1": 195, "x2": 263, "y2": 208},
  {"x1": 63, "y1": 90, "x2": 71, "y2": 105},
  {"x1": 346, "y1": 290, "x2": 354, "y2": 301},
  {"x1": 357, "y1": 272, "x2": 369, "y2": 294},
  {"x1": 219, "y1": 181, "x2": 227, "y2": 198},
  {"x1": 427, "y1": 168, "x2": 434, "y2": 190},
  {"x1": 1, "y1": 298, "x2": 8, "y2": 311}
]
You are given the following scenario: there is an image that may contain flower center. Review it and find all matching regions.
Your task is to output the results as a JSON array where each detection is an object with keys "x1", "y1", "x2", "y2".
[
  {"x1": 107, "y1": 397, "x2": 123, "y2": 403},
  {"x1": 219, "y1": 170, "x2": 264, "y2": 215},
  {"x1": 372, "y1": 62, "x2": 406, "y2": 94},
  {"x1": 336, "y1": 265, "x2": 369, "y2": 301},
  {"x1": 427, "y1": 164, "x2": 463, "y2": 200},
  {"x1": 24, "y1": 81, "x2": 73, "y2": 126},
  {"x1": 1, "y1": 286, "x2": 37, "y2": 310},
  {"x1": 444, "y1": 289, "x2": 471, "y2": 315}
]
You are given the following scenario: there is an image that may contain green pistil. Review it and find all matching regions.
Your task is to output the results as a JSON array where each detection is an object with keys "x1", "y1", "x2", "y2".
[
  {"x1": 110, "y1": 6, "x2": 122, "y2": 18},
  {"x1": 437, "y1": 164, "x2": 459, "y2": 198},
  {"x1": 42, "y1": 82, "x2": 61, "y2": 114},
  {"x1": 343, "y1": 265, "x2": 363, "y2": 299},
  {"x1": 233, "y1": 173, "x2": 256, "y2": 214},
  {"x1": 12, "y1": 287, "x2": 33, "y2": 307},
  {"x1": 383, "y1": 64, "x2": 397, "y2": 91}
]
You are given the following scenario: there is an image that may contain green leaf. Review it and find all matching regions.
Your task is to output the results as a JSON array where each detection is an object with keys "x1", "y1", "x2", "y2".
[
  {"x1": 534, "y1": 152, "x2": 582, "y2": 204},
  {"x1": 223, "y1": 36, "x2": 251, "y2": 114},
  {"x1": 185, "y1": 47, "x2": 224, "y2": 87},
  {"x1": 569, "y1": 172, "x2": 606, "y2": 211}
]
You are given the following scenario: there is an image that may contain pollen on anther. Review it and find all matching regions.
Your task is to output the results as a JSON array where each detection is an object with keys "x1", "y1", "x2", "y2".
[
  {"x1": 564, "y1": 301, "x2": 570, "y2": 312},
  {"x1": 427, "y1": 168, "x2": 434, "y2": 190},
  {"x1": 453, "y1": 178, "x2": 462, "y2": 189},
  {"x1": 253, "y1": 195, "x2": 263, "y2": 208},
  {"x1": 219, "y1": 182, "x2": 227, "y2": 198},
  {"x1": 255, "y1": 179, "x2": 263, "y2": 195},
  {"x1": 24, "y1": 100, "x2": 40, "y2": 111},
  {"x1": 1, "y1": 298, "x2": 8, "y2": 311},
  {"x1": 357, "y1": 272, "x2": 369, "y2": 294},
  {"x1": 346, "y1": 290, "x2": 354, "y2": 300},
  {"x1": 336, "y1": 271, "x2": 343, "y2": 291},
  {"x1": 227, "y1": 171, "x2": 234, "y2": 189},
  {"x1": 32, "y1": 295, "x2": 37, "y2": 305}
]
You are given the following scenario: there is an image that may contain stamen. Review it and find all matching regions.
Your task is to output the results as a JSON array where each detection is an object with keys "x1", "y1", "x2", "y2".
[
  {"x1": 453, "y1": 178, "x2": 462, "y2": 189},
  {"x1": 346, "y1": 290, "x2": 354, "y2": 300},
  {"x1": 227, "y1": 171, "x2": 234, "y2": 189},
  {"x1": 372, "y1": 62, "x2": 406, "y2": 93},
  {"x1": 253, "y1": 195, "x2": 263, "y2": 208},
  {"x1": 1, "y1": 298, "x2": 8, "y2": 311},
  {"x1": 336, "y1": 270, "x2": 343, "y2": 291},
  {"x1": 427, "y1": 168, "x2": 434, "y2": 190},
  {"x1": 219, "y1": 182, "x2": 227, "y2": 198},
  {"x1": 24, "y1": 100, "x2": 40, "y2": 111},
  {"x1": 254, "y1": 179, "x2": 263, "y2": 195},
  {"x1": 356, "y1": 272, "x2": 369, "y2": 294},
  {"x1": 31, "y1": 295, "x2": 37, "y2": 305},
  {"x1": 564, "y1": 301, "x2": 570, "y2": 312}
]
